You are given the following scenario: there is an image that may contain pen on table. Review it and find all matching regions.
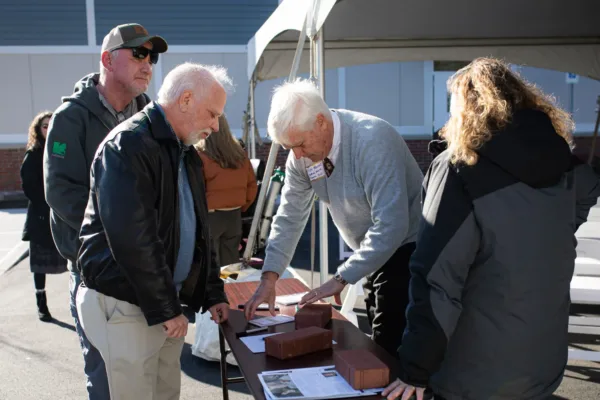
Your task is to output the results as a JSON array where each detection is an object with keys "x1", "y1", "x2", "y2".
[{"x1": 235, "y1": 326, "x2": 268, "y2": 338}]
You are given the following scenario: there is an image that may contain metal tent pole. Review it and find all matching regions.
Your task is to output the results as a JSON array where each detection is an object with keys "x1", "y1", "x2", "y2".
[
  {"x1": 249, "y1": 75, "x2": 257, "y2": 159},
  {"x1": 242, "y1": 10, "x2": 311, "y2": 264},
  {"x1": 314, "y1": 27, "x2": 329, "y2": 286}
]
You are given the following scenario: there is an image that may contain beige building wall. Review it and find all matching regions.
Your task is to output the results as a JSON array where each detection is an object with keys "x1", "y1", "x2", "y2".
[
  {"x1": 0, "y1": 54, "x2": 35, "y2": 136},
  {"x1": 1, "y1": 52, "x2": 597, "y2": 149}
]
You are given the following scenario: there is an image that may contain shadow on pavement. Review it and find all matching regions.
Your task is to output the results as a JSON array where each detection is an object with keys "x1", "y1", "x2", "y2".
[
  {"x1": 564, "y1": 364, "x2": 600, "y2": 384},
  {"x1": 49, "y1": 318, "x2": 76, "y2": 332},
  {"x1": 180, "y1": 342, "x2": 251, "y2": 395}
]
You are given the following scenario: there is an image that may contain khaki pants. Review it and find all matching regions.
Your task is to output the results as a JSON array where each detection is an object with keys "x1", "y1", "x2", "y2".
[{"x1": 76, "y1": 286, "x2": 185, "y2": 400}]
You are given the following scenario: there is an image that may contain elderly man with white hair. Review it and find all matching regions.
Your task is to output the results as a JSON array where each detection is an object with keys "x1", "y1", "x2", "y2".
[
  {"x1": 76, "y1": 62, "x2": 232, "y2": 400},
  {"x1": 245, "y1": 79, "x2": 424, "y2": 357}
]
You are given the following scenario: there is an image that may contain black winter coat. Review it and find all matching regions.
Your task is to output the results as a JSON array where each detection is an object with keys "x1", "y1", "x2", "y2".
[
  {"x1": 21, "y1": 146, "x2": 54, "y2": 247},
  {"x1": 78, "y1": 102, "x2": 227, "y2": 326}
]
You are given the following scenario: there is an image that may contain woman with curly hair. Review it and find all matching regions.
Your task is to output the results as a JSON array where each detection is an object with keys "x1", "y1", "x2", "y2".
[
  {"x1": 21, "y1": 111, "x2": 67, "y2": 322},
  {"x1": 383, "y1": 58, "x2": 600, "y2": 400}
]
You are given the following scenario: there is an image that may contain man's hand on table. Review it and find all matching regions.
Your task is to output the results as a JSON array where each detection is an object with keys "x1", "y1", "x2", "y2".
[
  {"x1": 209, "y1": 302, "x2": 230, "y2": 324},
  {"x1": 244, "y1": 271, "x2": 278, "y2": 320},
  {"x1": 299, "y1": 278, "x2": 345, "y2": 306}
]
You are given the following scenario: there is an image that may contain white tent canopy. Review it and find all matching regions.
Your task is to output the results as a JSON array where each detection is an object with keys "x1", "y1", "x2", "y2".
[
  {"x1": 247, "y1": 0, "x2": 600, "y2": 82},
  {"x1": 243, "y1": 0, "x2": 600, "y2": 289}
]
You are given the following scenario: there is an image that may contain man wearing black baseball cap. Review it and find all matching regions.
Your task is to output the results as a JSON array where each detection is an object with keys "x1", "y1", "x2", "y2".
[{"x1": 44, "y1": 23, "x2": 166, "y2": 400}]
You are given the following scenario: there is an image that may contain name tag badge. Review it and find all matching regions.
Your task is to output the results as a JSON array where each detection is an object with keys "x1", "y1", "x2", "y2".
[{"x1": 307, "y1": 162, "x2": 326, "y2": 182}]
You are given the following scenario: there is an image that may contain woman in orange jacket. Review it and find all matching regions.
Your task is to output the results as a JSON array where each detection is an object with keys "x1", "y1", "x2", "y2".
[{"x1": 197, "y1": 115, "x2": 258, "y2": 267}]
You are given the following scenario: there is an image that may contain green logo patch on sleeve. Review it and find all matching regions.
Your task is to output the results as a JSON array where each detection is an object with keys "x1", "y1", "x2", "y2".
[{"x1": 52, "y1": 141, "x2": 66, "y2": 157}]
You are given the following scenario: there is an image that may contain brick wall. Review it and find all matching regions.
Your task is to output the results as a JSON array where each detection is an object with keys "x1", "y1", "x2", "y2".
[
  {"x1": 573, "y1": 136, "x2": 600, "y2": 162},
  {"x1": 405, "y1": 140, "x2": 433, "y2": 172},
  {"x1": 0, "y1": 147, "x2": 25, "y2": 192},
  {"x1": 255, "y1": 141, "x2": 290, "y2": 170},
  {"x1": 253, "y1": 139, "x2": 434, "y2": 174},
  {"x1": 1, "y1": 137, "x2": 599, "y2": 193}
]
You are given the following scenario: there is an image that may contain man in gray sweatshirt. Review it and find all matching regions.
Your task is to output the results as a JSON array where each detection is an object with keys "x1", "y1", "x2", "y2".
[
  {"x1": 244, "y1": 79, "x2": 423, "y2": 357},
  {"x1": 43, "y1": 23, "x2": 166, "y2": 399}
]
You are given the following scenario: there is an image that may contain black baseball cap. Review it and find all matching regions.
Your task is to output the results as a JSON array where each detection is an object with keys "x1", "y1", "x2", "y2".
[{"x1": 101, "y1": 23, "x2": 168, "y2": 53}]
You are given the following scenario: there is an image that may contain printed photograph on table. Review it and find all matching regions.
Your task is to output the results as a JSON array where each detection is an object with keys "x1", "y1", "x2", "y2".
[
  {"x1": 258, "y1": 365, "x2": 384, "y2": 399},
  {"x1": 262, "y1": 373, "x2": 303, "y2": 398}
]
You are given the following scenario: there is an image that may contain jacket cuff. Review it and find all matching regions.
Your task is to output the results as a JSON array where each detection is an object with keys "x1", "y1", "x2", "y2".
[
  {"x1": 397, "y1": 356, "x2": 430, "y2": 388},
  {"x1": 202, "y1": 291, "x2": 229, "y2": 313},
  {"x1": 143, "y1": 301, "x2": 183, "y2": 326}
]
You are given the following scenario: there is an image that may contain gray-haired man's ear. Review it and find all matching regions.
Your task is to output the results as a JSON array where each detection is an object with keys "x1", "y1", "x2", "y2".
[{"x1": 178, "y1": 91, "x2": 193, "y2": 113}]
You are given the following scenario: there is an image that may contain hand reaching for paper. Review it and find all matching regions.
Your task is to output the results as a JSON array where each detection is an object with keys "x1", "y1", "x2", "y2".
[{"x1": 244, "y1": 272, "x2": 278, "y2": 320}]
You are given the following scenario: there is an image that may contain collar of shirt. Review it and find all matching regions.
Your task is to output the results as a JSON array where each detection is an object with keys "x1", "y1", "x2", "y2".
[
  {"x1": 155, "y1": 103, "x2": 189, "y2": 152},
  {"x1": 98, "y1": 92, "x2": 133, "y2": 123},
  {"x1": 327, "y1": 110, "x2": 341, "y2": 165}
]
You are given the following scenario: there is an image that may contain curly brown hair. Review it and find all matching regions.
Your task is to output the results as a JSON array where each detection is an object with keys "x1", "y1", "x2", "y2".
[
  {"x1": 440, "y1": 58, "x2": 575, "y2": 166},
  {"x1": 27, "y1": 111, "x2": 53, "y2": 150}
]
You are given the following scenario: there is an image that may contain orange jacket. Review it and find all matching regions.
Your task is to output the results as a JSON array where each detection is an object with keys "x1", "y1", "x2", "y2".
[{"x1": 198, "y1": 152, "x2": 258, "y2": 212}]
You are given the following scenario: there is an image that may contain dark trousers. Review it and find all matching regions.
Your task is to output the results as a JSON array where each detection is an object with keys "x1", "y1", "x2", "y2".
[
  {"x1": 69, "y1": 268, "x2": 110, "y2": 399},
  {"x1": 364, "y1": 242, "x2": 416, "y2": 358},
  {"x1": 208, "y1": 209, "x2": 242, "y2": 267},
  {"x1": 33, "y1": 272, "x2": 46, "y2": 290}
]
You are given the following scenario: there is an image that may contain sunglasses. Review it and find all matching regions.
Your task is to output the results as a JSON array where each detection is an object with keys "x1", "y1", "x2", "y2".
[{"x1": 114, "y1": 46, "x2": 159, "y2": 64}]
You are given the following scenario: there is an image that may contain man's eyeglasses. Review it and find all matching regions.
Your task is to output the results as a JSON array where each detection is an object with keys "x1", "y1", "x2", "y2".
[{"x1": 114, "y1": 46, "x2": 159, "y2": 64}]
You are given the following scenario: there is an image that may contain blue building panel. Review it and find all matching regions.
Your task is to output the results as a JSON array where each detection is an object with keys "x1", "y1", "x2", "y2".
[
  {"x1": 0, "y1": 0, "x2": 87, "y2": 45},
  {"x1": 95, "y1": 0, "x2": 278, "y2": 45}
]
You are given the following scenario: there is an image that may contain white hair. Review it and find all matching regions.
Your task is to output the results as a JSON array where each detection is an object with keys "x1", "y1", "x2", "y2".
[
  {"x1": 267, "y1": 79, "x2": 331, "y2": 144},
  {"x1": 157, "y1": 62, "x2": 234, "y2": 105}
]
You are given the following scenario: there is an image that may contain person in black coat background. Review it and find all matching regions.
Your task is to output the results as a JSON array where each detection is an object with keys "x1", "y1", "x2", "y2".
[{"x1": 21, "y1": 111, "x2": 67, "y2": 321}]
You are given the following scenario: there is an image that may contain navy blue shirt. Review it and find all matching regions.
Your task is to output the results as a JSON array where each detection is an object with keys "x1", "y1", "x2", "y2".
[{"x1": 156, "y1": 104, "x2": 196, "y2": 292}]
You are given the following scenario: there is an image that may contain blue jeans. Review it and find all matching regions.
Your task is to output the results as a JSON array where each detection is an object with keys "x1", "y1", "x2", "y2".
[{"x1": 69, "y1": 268, "x2": 110, "y2": 400}]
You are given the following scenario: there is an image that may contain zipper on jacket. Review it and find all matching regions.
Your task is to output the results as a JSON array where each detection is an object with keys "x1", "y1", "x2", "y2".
[{"x1": 171, "y1": 143, "x2": 183, "y2": 272}]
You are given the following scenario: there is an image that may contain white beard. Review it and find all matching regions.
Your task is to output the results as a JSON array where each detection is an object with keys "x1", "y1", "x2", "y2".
[{"x1": 184, "y1": 129, "x2": 211, "y2": 146}]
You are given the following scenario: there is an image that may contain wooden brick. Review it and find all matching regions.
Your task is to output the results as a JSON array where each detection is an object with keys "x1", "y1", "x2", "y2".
[
  {"x1": 295, "y1": 303, "x2": 332, "y2": 329},
  {"x1": 334, "y1": 349, "x2": 390, "y2": 390},
  {"x1": 265, "y1": 326, "x2": 332, "y2": 360}
]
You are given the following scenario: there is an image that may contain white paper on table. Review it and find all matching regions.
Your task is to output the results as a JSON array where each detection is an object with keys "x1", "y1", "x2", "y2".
[
  {"x1": 275, "y1": 292, "x2": 309, "y2": 305},
  {"x1": 240, "y1": 332, "x2": 337, "y2": 354},
  {"x1": 258, "y1": 365, "x2": 383, "y2": 400},
  {"x1": 249, "y1": 315, "x2": 295, "y2": 328},
  {"x1": 240, "y1": 333, "x2": 282, "y2": 353}
]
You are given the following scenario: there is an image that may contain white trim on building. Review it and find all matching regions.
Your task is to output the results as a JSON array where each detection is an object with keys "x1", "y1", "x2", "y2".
[
  {"x1": 85, "y1": 0, "x2": 97, "y2": 47},
  {"x1": 153, "y1": 56, "x2": 164, "y2": 96}
]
